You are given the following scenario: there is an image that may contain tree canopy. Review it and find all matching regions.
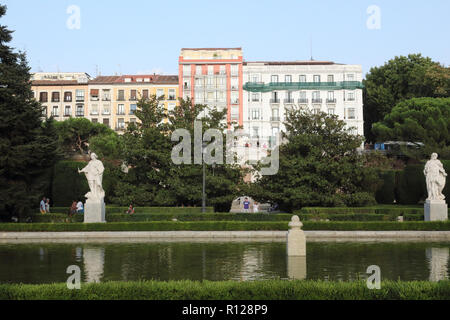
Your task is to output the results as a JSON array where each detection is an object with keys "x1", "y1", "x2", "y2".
[
  {"x1": 248, "y1": 107, "x2": 379, "y2": 212},
  {"x1": 0, "y1": 5, "x2": 59, "y2": 219},
  {"x1": 363, "y1": 54, "x2": 450, "y2": 142}
]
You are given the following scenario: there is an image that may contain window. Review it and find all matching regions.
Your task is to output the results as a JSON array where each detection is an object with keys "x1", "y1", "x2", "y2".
[
  {"x1": 231, "y1": 78, "x2": 239, "y2": 90},
  {"x1": 64, "y1": 92, "x2": 72, "y2": 102},
  {"x1": 64, "y1": 106, "x2": 71, "y2": 116},
  {"x1": 347, "y1": 74, "x2": 355, "y2": 81},
  {"x1": 130, "y1": 104, "x2": 137, "y2": 115},
  {"x1": 299, "y1": 91, "x2": 307, "y2": 103},
  {"x1": 117, "y1": 104, "x2": 125, "y2": 115},
  {"x1": 157, "y1": 89, "x2": 164, "y2": 99},
  {"x1": 142, "y1": 89, "x2": 149, "y2": 99},
  {"x1": 102, "y1": 90, "x2": 110, "y2": 101},
  {"x1": 231, "y1": 92, "x2": 239, "y2": 104},
  {"x1": 327, "y1": 75, "x2": 334, "y2": 82},
  {"x1": 328, "y1": 108, "x2": 335, "y2": 115},
  {"x1": 52, "y1": 92, "x2": 60, "y2": 102},
  {"x1": 76, "y1": 105, "x2": 84, "y2": 116},
  {"x1": 130, "y1": 118, "x2": 137, "y2": 124},
  {"x1": 130, "y1": 90, "x2": 137, "y2": 101},
  {"x1": 76, "y1": 90, "x2": 85, "y2": 101},
  {"x1": 327, "y1": 91, "x2": 335, "y2": 102},
  {"x1": 40, "y1": 92, "x2": 48, "y2": 102},
  {"x1": 219, "y1": 65, "x2": 226, "y2": 75},
  {"x1": 103, "y1": 119, "x2": 110, "y2": 128},
  {"x1": 285, "y1": 75, "x2": 292, "y2": 83},
  {"x1": 183, "y1": 79, "x2": 191, "y2": 89},
  {"x1": 271, "y1": 91, "x2": 279, "y2": 103},
  {"x1": 347, "y1": 108, "x2": 356, "y2": 119},
  {"x1": 251, "y1": 93, "x2": 260, "y2": 102},
  {"x1": 207, "y1": 66, "x2": 213, "y2": 75},
  {"x1": 183, "y1": 65, "x2": 191, "y2": 76},
  {"x1": 90, "y1": 89, "x2": 99, "y2": 101},
  {"x1": 313, "y1": 75, "x2": 321, "y2": 83},
  {"x1": 231, "y1": 65, "x2": 238, "y2": 76},
  {"x1": 252, "y1": 127, "x2": 259, "y2": 138},
  {"x1": 250, "y1": 74, "x2": 259, "y2": 83},
  {"x1": 271, "y1": 75, "x2": 279, "y2": 83},
  {"x1": 124, "y1": 78, "x2": 131, "y2": 83},
  {"x1": 299, "y1": 75, "x2": 306, "y2": 82},
  {"x1": 117, "y1": 118, "x2": 125, "y2": 130},
  {"x1": 196, "y1": 65, "x2": 202, "y2": 75},
  {"x1": 91, "y1": 104, "x2": 98, "y2": 115},
  {"x1": 168, "y1": 103, "x2": 176, "y2": 112},
  {"x1": 42, "y1": 106, "x2": 47, "y2": 116},
  {"x1": 118, "y1": 90, "x2": 125, "y2": 101},
  {"x1": 52, "y1": 106, "x2": 58, "y2": 116},
  {"x1": 102, "y1": 105, "x2": 110, "y2": 115},
  {"x1": 251, "y1": 109, "x2": 261, "y2": 120},
  {"x1": 312, "y1": 91, "x2": 321, "y2": 102},
  {"x1": 347, "y1": 91, "x2": 355, "y2": 101},
  {"x1": 168, "y1": 89, "x2": 176, "y2": 100},
  {"x1": 92, "y1": 118, "x2": 98, "y2": 123},
  {"x1": 313, "y1": 107, "x2": 321, "y2": 114}
]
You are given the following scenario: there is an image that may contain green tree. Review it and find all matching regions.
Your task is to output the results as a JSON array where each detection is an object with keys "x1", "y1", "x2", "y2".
[
  {"x1": 363, "y1": 54, "x2": 450, "y2": 142},
  {"x1": 249, "y1": 107, "x2": 378, "y2": 212},
  {"x1": 0, "y1": 5, "x2": 59, "y2": 219},
  {"x1": 53, "y1": 117, "x2": 115, "y2": 156},
  {"x1": 372, "y1": 97, "x2": 450, "y2": 159}
]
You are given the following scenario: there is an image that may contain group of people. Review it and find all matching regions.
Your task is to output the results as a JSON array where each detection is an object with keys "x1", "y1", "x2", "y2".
[
  {"x1": 39, "y1": 197, "x2": 51, "y2": 214},
  {"x1": 69, "y1": 200, "x2": 85, "y2": 217},
  {"x1": 242, "y1": 197, "x2": 260, "y2": 213}
]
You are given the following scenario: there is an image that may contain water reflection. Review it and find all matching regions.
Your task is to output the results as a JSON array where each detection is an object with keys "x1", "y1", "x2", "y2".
[
  {"x1": 287, "y1": 256, "x2": 307, "y2": 280},
  {"x1": 0, "y1": 242, "x2": 449, "y2": 284},
  {"x1": 83, "y1": 247, "x2": 105, "y2": 283},
  {"x1": 426, "y1": 247, "x2": 449, "y2": 282}
]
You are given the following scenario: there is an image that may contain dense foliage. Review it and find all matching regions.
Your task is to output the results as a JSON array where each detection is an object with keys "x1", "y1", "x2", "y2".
[
  {"x1": 248, "y1": 107, "x2": 379, "y2": 211},
  {"x1": 363, "y1": 54, "x2": 450, "y2": 142},
  {"x1": 0, "y1": 6, "x2": 59, "y2": 219}
]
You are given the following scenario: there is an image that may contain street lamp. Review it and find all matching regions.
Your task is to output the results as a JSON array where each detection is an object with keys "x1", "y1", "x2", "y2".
[{"x1": 202, "y1": 142, "x2": 207, "y2": 213}]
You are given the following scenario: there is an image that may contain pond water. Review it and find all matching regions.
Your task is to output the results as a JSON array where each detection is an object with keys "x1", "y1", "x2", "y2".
[{"x1": 0, "y1": 241, "x2": 449, "y2": 284}]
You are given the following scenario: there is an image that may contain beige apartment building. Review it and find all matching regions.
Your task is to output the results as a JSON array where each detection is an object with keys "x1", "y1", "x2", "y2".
[
  {"x1": 31, "y1": 73, "x2": 179, "y2": 132},
  {"x1": 31, "y1": 72, "x2": 90, "y2": 120}
]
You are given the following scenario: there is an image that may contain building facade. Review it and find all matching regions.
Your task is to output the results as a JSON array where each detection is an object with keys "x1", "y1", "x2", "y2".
[
  {"x1": 179, "y1": 48, "x2": 244, "y2": 126},
  {"x1": 32, "y1": 73, "x2": 179, "y2": 133},
  {"x1": 31, "y1": 72, "x2": 91, "y2": 120},
  {"x1": 242, "y1": 61, "x2": 364, "y2": 160}
]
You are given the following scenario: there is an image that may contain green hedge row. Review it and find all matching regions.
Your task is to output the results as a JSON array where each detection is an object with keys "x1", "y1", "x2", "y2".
[
  {"x1": 50, "y1": 206, "x2": 215, "y2": 214},
  {"x1": 1, "y1": 280, "x2": 449, "y2": 300},
  {"x1": 295, "y1": 207, "x2": 425, "y2": 215},
  {"x1": 1, "y1": 221, "x2": 450, "y2": 231}
]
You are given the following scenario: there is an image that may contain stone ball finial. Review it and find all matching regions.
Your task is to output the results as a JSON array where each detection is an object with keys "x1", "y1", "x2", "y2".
[{"x1": 289, "y1": 215, "x2": 303, "y2": 229}]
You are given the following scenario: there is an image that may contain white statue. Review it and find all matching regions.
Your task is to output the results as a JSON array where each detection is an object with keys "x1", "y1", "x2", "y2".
[
  {"x1": 78, "y1": 153, "x2": 105, "y2": 200},
  {"x1": 424, "y1": 153, "x2": 447, "y2": 201}
]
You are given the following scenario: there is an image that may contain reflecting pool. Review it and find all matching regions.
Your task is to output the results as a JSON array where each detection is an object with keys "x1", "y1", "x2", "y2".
[{"x1": 0, "y1": 241, "x2": 449, "y2": 284}]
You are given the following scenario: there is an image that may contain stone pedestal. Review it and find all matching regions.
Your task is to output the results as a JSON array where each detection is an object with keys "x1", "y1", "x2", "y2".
[
  {"x1": 287, "y1": 256, "x2": 307, "y2": 280},
  {"x1": 424, "y1": 200, "x2": 448, "y2": 221},
  {"x1": 287, "y1": 216, "x2": 306, "y2": 256},
  {"x1": 84, "y1": 198, "x2": 106, "y2": 223}
]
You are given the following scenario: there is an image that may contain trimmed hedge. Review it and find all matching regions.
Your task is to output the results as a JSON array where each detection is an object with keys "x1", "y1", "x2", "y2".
[
  {"x1": 295, "y1": 207, "x2": 425, "y2": 215},
  {"x1": 50, "y1": 206, "x2": 215, "y2": 214},
  {"x1": 0, "y1": 280, "x2": 449, "y2": 300},
  {"x1": 1, "y1": 221, "x2": 450, "y2": 231}
]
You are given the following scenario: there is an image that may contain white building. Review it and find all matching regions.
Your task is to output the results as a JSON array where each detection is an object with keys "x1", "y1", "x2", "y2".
[{"x1": 241, "y1": 60, "x2": 364, "y2": 161}]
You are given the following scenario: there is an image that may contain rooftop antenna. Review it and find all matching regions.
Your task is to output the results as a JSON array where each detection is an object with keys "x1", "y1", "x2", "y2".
[{"x1": 95, "y1": 65, "x2": 99, "y2": 77}]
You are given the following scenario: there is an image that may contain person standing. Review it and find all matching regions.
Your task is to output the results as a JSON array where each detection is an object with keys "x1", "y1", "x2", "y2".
[
  {"x1": 253, "y1": 202, "x2": 259, "y2": 213},
  {"x1": 45, "y1": 198, "x2": 51, "y2": 213},
  {"x1": 40, "y1": 197, "x2": 46, "y2": 214},
  {"x1": 243, "y1": 198, "x2": 250, "y2": 213},
  {"x1": 69, "y1": 201, "x2": 77, "y2": 217},
  {"x1": 76, "y1": 200, "x2": 84, "y2": 214}
]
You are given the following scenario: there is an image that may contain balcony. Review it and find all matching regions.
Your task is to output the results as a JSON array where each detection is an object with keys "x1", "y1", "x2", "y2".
[
  {"x1": 270, "y1": 116, "x2": 281, "y2": 122},
  {"x1": 168, "y1": 96, "x2": 176, "y2": 101},
  {"x1": 75, "y1": 112, "x2": 84, "y2": 117},
  {"x1": 90, "y1": 96, "x2": 99, "y2": 101},
  {"x1": 102, "y1": 97, "x2": 111, "y2": 101},
  {"x1": 326, "y1": 98, "x2": 337, "y2": 104},
  {"x1": 284, "y1": 99, "x2": 294, "y2": 104},
  {"x1": 64, "y1": 98, "x2": 72, "y2": 102},
  {"x1": 117, "y1": 112, "x2": 126, "y2": 116},
  {"x1": 76, "y1": 97, "x2": 85, "y2": 102},
  {"x1": 52, "y1": 99, "x2": 60, "y2": 103},
  {"x1": 183, "y1": 85, "x2": 191, "y2": 90},
  {"x1": 230, "y1": 99, "x2": 239, "y2": 105},
  {"x1": 312, "y1": 99, "x2": 322, "y2": 104},
  {"x1": 90, "y1": 111, "x2": 99, "y2": 116},
  {"x1": 115, "y1": 125, "x2": 126, "y2": 132},
  {"x1": 51, "y1": 113, "x2": 59, "y2": 117},
  {"x1": 129, "y1": 97, "x2": 137, "y2": 101},
  {"x1": 117, "y1": 97, "x2": 125, "y2": 101},
  {"x1": 243, "y1": 81, "x2": 364, "y2": 92},
  {"x1": 231, "y1": 86, "x2": 239, "y2": 91},
  {"x1": 347, "y1": 97, "x2": 356, "y2": 101},
  {"x1": 270, "y1": 98, "x2": 280, "y2": 104},
  {"x1": 298, "y1": 98, "x2": 308, "y2": 104},
  {"x1": 40, "y1": 99, "x2": 48, "y2": 103},
  {"x1": 64, "y1": 113, "x2": 71, "y2": 117},
  {"x1": 102, "y1": 111, "x2": 111, "y2": 116}
]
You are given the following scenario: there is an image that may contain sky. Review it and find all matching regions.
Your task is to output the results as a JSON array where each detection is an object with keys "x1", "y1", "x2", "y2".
[{"x1": 1, "y1": 0, "x2": 449, "y2": 78}]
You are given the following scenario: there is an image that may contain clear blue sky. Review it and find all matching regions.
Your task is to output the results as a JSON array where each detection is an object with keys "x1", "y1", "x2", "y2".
[{"x1": 2, "y1": 0, "x2": 449, "y2": 77}]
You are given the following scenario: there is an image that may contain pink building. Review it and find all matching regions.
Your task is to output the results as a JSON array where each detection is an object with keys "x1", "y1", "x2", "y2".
[{"x1": 179, "y1": 48, "x2": 244, "y2": 127}]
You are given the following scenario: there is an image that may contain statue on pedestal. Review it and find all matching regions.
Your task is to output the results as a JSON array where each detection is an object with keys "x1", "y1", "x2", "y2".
[
  {"x1": 424, "y1": 153, "x2": 447, "y2": 201},
  {"x1": 78, "y1": 153, "x2": 105, "y2": 200}
]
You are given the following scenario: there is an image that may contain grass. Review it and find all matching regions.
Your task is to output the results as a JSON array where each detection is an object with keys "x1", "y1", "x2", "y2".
[
  {"x1": 0, "y1": 280, "x2": 449, "y2": 300},
  {"x1": 1, "y1": 221, "x2": 450, "y2": 232}
]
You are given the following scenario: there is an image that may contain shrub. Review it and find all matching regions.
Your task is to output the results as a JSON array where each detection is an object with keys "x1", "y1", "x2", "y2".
[
  {"x1": 396, "y1": 165, "x2": 426, "y2": 205},
  {"x1": 51, "y1": 161, "x2": 89, "y2": 207},
  {"x1": 375, "y1": 170, "x2": 397, "y2": 204}
]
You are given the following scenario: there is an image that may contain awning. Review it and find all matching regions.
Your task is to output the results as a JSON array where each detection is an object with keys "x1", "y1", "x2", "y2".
[{"x1": 90, "y1": 89, "x2": 99, "y2": 95}]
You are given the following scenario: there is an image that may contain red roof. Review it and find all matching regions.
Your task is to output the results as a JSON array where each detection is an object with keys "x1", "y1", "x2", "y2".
[
  {"x1": 181, "y1": 48, "x2": 242, "y2": 51},
  {"x1": 244, "y1": 61, "x2": 335, "y2": 66},
  {"x1": 31, "y1": 80, "x2": 86, "y2": 86}
]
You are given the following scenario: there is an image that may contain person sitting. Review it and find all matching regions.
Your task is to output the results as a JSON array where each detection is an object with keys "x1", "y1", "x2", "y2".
[
  {"x1": 126, "y1": 204, "x2": 135, "y2": 215},
  {"x1": 40, "y1": 197, "x2": 46, "y2": 214},
  {"x1": 69, "y1": 201, "x2": 77, "y2": 217},
  {"x1": 76, "y1": 200, "x2": 84, "y2": 214}
]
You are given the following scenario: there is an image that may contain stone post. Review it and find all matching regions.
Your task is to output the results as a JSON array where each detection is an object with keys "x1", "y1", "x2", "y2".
[{"x1": 287, "y1": 215, "x2": 306, "y2": 256}]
